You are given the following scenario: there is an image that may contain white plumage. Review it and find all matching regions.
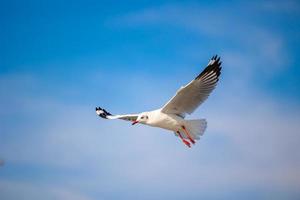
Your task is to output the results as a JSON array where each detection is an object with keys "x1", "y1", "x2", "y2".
[{"x1": 96, "y1": 55, "x2": 222, "y2": 147}]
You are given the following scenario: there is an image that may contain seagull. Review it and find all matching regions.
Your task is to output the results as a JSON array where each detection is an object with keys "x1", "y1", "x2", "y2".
[{"x1": 96, "y1": 55, "x2": 222, "y2": 147}]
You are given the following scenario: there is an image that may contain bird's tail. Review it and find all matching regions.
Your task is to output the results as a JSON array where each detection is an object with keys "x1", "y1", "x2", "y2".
[{"x1": 183, "y1": 119, "x2": 207, "y2": 140}]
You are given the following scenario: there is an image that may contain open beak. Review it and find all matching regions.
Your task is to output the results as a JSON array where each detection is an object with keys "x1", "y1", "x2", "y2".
[{"x1": 132, "y1": 120, "x2": 139, "y2": 125}]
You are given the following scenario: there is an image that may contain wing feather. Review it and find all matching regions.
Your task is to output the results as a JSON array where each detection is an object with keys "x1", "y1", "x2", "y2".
[
  {"x1": 161, "y1": 55, "x2": 222, "y2": 116},
  {"x1": 95, "y1": 107, "x2": 138, "y2": 122}
]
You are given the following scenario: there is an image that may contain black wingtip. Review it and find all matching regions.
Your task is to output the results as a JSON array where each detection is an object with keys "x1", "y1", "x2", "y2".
[
  {"x1": 95, "y1": 106, "x2": 112, "y2": 119},
  {"x1": 195, "y1": 55, "x2": 222, "y2": 80}
]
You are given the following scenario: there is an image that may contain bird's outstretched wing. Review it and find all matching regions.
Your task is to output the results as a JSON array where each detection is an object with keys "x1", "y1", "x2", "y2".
[
  {"x1": 96, "y1": 107, "x2": 138, "y2": 122},
  {"x1": 161, "y1": 55, "x2": 222, "y2": 117}
]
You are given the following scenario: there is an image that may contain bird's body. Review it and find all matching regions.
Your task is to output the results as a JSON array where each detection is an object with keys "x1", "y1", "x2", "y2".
[
  {"x1": 141, "y1": 109, "x2": 184, "y2": 131},
  {"x1": 96, "y1": 55, "x2": 222, "y2": 147}
]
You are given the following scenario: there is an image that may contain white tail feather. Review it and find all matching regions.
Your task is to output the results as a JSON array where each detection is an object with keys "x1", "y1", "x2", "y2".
[{"x1": 175, "y1": 119, "x2": 207, "y2": 140}]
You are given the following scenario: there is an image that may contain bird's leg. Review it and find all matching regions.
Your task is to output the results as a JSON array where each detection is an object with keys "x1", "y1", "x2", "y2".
[
  {"x1": 177, "y1": 131, "x2": 191, "y2": 148},
  {"x1": 181, "y1": 125, "x2": 195, "y2": 144}
]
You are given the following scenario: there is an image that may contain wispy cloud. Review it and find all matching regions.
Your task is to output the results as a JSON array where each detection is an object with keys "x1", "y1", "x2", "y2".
[
  {"x1": 0, "y1": 180, "x2": 93, "y2": 200},
  {"x1": 1, "y1": 69, "x2": 299, "y2": 198},
  {"x1": 1, "y1": 1, "x2": 300, "y2": 199},
  {"x1": 111, "y1": 2, "x2": 291, "y2": 78},
  {"x1": 258, "y1": 0, "x2": 300, "y2": 14}
]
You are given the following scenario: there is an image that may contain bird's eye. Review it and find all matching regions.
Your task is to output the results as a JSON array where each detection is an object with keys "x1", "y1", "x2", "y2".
[{"x1": 141, "y1": 116, "x2": 144, "y2": 119}]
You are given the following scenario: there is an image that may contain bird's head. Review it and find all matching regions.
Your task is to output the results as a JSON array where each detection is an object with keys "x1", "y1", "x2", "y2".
[{"x1": 132, "y1": 113, "x2": 149, "y2": 125}]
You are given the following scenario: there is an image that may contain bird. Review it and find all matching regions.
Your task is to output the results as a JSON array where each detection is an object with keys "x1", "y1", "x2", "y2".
[{"x1": 96, "y1": 55, "x2": 222, "y2": 148}]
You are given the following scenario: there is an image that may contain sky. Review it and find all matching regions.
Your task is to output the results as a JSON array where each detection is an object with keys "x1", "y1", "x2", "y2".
[{"x1": 0, "y1": 0, "x2": 300, "y2": 199}]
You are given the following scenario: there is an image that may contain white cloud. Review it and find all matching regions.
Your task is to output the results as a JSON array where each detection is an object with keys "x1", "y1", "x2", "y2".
[
  {"x1": 0, "y1": 180, "x2": 93, "y2": 200},
  {"x1": 1, "y1": 1, "x2": 299, "y2": 199},
  {"x1": 1, "y1": 71, "x2": 299, "y2": 196},
  {"x1": 258, "y1": 0, "x2": 300, "y2": 14},
  {"x1": 110, "y1": 2, "x2": 290, "y2": 78}
]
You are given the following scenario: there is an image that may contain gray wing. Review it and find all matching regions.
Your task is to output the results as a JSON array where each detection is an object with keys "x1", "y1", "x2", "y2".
[
  {"x1": 95, "y1": 107, "x2": 138, "y2": 121},
  {"x1": 161, "y1": 55, "x2": 222, "y2": 116}
]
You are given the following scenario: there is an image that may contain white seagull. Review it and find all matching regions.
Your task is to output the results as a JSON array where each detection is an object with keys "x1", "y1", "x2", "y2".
[{"x1": 96, "y1": 55, "x2": 222, "y2": 147}]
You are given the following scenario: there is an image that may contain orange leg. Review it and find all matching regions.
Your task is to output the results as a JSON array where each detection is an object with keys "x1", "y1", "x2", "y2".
[
  {"x1": 182, "y1": 126, "x2": 195, "y2": 144},
  {"x1": 177, "y1": 131, "x2": 191, "y2": 148}
]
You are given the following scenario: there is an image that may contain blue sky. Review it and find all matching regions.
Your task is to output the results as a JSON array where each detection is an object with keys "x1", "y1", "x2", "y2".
[{"x1": 1, "y1": 0, "x2": 300, "y2": 199}]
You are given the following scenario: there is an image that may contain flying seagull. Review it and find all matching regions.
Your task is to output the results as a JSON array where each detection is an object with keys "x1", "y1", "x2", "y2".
[{"x1": 96, "y1": 55, "x2": 222, "y2": 147}]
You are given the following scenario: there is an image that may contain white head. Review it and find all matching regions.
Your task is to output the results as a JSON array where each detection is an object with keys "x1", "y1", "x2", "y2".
[{"x1": 132, "y1": 112, "x2": 149, "y2": 125}]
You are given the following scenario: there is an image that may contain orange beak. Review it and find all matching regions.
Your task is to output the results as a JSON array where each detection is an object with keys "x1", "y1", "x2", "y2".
[{"x1": 132, "y1": 120, "x2": 139, "y2": 125}]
